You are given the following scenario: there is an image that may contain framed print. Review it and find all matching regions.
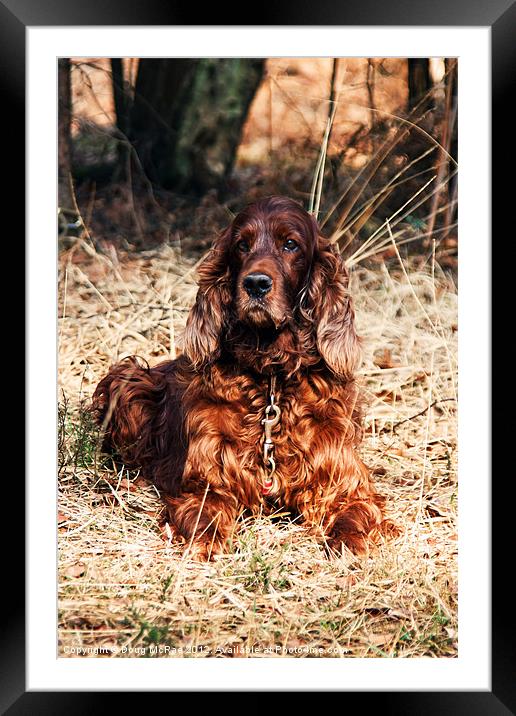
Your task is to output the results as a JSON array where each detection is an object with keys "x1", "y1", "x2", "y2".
[{"x1": 5, "y1": 0, "x2": 512, "y2": 710}]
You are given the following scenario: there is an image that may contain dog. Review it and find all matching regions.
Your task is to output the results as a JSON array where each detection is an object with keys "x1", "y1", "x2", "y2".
[{"x1": 92, "y1": 196, "x2": 393, "y2": 559}]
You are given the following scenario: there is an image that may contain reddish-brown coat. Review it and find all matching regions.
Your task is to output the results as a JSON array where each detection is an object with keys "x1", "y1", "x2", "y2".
[{"x1": 92, "y1": 196, "x2": 395, "y2": 559}]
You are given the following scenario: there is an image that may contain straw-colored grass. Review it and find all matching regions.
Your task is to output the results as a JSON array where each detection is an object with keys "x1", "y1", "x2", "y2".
[{"x1": 58, "y1": 236, "x2": 457, "y2": 659}]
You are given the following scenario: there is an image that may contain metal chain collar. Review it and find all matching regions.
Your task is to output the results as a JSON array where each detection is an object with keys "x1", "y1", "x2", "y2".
[{"x1": 261, "y1": 374, "x2": 281, "y2": 495}]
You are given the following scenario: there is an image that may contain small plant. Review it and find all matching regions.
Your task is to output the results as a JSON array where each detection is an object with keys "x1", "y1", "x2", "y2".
[{"x1": 59, "y1": 393, "x2": 110, "y2": 478}]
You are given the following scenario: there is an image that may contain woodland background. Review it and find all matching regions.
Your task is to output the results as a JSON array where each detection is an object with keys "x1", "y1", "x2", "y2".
[{"x1": 58, "y1": 57, "x2": 457, "y2": 260}]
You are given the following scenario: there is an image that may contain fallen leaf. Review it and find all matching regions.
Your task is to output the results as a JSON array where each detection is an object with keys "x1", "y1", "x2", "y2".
[
  {"x1": 367, "y1": 632, "x2": 394, "y2": 647},
  {"x1": 65, "y1": 563, "x2": 86, "y2": 578},
  {"x1": 425, "y1": 504, "x2": 443, "y2": 518},
  {"x1": 376, "y1": 389, "x2": 400, "y2": 402},
  {"x1": 335, "y1": 575, "x2": 357, "y2": 589},
  {"x1": 387, "y1": 447, "x2": 406, "y2": 457},
  {"x1": 374, "y1": 348, "x2": 401, "y2": 369}
]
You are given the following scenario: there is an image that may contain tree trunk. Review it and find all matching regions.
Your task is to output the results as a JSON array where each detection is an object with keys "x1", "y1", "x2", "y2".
[
  {"x1": 111, "y1": 58, "x2": 129, "y2": 137},
  {"x1": 57, "y1": 59, "x2": 77, "y2": 213},
  {"x1": 407, "y1": 58, "x2": 431, "y2": 110},
  {"x1": 426, "y1": 58, "x2": 458, "y2": 239},
  {"x1": 129, "y1": 58, "x2": 265, "y2": 193},
  {"x1": 443, "y1": 58, "x2": 458, "y2": 233},
  {"x1": 129, "y1": 58, "x2": 198, "y2": 188},
  {"x1": 58, "y1": 58, "x2": 83, "y2": 238},
  {"x1": 444, "y1": 58, "x2": 458, "y2": 162},
  {"x1": 111, "y1": 58, "x2": 131, "y2": 180}
]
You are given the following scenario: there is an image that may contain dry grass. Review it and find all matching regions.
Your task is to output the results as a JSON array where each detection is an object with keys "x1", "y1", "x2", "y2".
[{"x1": 58, "y1": 237, "x2": 457, "y2": 659}]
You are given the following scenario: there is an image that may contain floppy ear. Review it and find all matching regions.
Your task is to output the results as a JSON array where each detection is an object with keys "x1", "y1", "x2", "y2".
[
  {"x1": 182, "y1": 227, "x2": 232, "y2": 368},
  {"x1": 304, "y1": 237, "x2": 361, "y2": 378}
]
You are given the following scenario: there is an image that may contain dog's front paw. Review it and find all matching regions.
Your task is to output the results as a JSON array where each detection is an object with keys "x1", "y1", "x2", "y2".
[{"x1": 326, "y1": 528, "x2": 369, "y2": 556}]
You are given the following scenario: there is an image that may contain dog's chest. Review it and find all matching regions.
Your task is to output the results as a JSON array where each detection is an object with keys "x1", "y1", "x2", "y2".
[
  {"x1": 188, "y1": 369, "x2": 352, "y2": 497},
  {"x1": 236, "y1": 377, "x2": 347, "y2": 492}
]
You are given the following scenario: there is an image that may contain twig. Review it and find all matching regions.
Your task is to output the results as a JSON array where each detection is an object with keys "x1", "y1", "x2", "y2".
[{"x1": 381, "y1": 398, "x2": 456, "y2": 434}]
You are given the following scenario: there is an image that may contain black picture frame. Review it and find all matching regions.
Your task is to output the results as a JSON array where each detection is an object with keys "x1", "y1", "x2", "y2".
[{"x1": 7, "y1": 0, "x2": 511, "y2": 711}]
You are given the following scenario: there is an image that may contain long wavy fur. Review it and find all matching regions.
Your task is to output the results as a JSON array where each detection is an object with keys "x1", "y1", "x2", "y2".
[{"x1": 92, "y1": 196, "x2": 396, "y2": 559}]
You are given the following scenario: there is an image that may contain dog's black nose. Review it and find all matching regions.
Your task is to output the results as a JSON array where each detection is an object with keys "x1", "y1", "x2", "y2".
[{"x1": 243, "y1": 273, "x2": 273, "y2": 298}]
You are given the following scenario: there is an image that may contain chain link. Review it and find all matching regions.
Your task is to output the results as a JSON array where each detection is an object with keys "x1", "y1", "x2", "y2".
[{"x1": 261, "y1": 375, "x2": 281, "y2": 495}]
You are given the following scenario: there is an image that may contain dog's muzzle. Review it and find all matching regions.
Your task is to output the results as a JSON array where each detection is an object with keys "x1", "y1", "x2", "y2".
[{"x1": 243, "y1": 273, "x2": 273, "y2": 299}]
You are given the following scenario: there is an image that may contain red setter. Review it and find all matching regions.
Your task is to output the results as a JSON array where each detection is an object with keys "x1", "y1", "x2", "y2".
[{"x1": 92, "y1": 196, "x2": 393, "y2": 559}]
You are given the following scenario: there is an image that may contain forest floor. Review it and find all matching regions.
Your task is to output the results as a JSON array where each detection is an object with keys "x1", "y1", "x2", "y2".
[{"x1": 58, "y1": 232, "x2": 457, "y2": 659}]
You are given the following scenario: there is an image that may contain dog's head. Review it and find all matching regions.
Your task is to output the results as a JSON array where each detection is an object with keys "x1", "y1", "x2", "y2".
[{"x1": 183, "y1": 196, "x2": 361, "y2": 377}]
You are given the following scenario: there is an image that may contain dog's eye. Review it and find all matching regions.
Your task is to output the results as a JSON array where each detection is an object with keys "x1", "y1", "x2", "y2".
[
  {"x1": 283, "y1": 238, "x2": 299, "y2": 252},
  {"x1": 237, "y1": 240, "x2": 250, "y2": 253}
]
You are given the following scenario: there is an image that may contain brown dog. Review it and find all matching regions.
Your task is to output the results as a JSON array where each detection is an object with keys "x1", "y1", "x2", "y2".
[{"x1": 92, "y1": 196, "x2": 393, "y2": 559}]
